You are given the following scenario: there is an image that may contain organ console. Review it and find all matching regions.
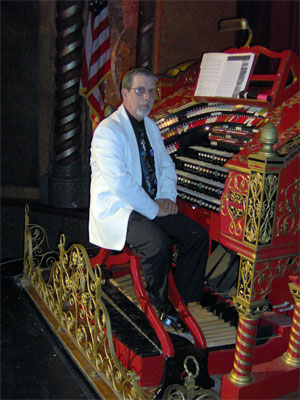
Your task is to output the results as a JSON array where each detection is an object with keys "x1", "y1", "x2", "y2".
[
  {"x1": 22, "y1": 38, "x2": 300, "y2": 399},
  {"x1": 88, "y1": 43, "x2": 300, "y2": 398},
  {"x1": 147, "y1": 44, "x2": 300, "y2": 398}
]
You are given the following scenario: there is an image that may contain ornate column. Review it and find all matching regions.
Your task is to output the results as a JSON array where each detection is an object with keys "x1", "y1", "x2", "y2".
[
  {"x1": 229, "y1": 298, "x2": 267, "y2": 384},
  {"x1": 228, "y1": 122, "x2": 285, "y2": 384},
  {"x1": 49, "y1": 0, "x2": 89, "y2": 208},
  {"x1": 283, "y1": 276, "x2": 300, "y2": 366},
  {"x1": 220, "y1": 121, "x2": 300, "y2": 399},
  {"x1": 136, "y1": 0, "x2": 155, "y2": 69}
]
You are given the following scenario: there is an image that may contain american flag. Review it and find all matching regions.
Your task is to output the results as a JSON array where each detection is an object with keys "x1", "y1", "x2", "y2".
[{"x1": 80, "y1": 0, "x2": 111, "y2": 120}]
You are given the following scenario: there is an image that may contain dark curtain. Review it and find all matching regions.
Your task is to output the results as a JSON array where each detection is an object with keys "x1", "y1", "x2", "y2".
[{"x1": 236, "y1": 0, "x2": 299, "y2": 58}]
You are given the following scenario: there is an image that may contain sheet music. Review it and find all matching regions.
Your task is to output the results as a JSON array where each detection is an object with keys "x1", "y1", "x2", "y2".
[{"x1": 194, "y1": 52, "x2": 255, "y2": 98}]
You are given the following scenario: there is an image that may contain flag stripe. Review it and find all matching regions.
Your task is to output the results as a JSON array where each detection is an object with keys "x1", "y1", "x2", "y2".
[
  {"x1": 79, "y1": 0, "x2": 111, "y2": 120},
  {"x1": 90, "y1": 40, "x2": 110, "y2": 72}
]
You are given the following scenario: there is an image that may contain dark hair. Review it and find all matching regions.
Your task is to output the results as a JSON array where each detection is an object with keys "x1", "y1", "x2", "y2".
[{"x1": 121, "y1": 68, "x2": 157, "y2": 89}]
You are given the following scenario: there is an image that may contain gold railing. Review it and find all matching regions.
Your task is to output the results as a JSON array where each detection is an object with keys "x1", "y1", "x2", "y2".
[{"x1": 23, "y1": 204, "x2": 145, "y2": 400}]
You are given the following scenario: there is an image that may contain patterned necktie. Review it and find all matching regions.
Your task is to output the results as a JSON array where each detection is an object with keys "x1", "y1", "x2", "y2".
[{"x1": 137, "y1": 128, "x2": 157, "y2": 199}]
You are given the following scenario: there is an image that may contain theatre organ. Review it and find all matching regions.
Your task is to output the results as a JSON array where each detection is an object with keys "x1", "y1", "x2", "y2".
[
  {"x1": 148, "y1": 44, "x2": 300, "y2": 398},
  {"x1": 22, "y1": 45, "x2": 299, "y2": 400}
]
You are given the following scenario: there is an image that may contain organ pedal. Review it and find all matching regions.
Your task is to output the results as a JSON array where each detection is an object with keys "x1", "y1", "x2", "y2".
[{"x1": 113, "y1": 272, "x2": 237, "y2": 349}]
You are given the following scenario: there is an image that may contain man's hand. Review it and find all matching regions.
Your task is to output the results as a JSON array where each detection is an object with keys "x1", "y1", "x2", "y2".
[{"x1": 155, "y1": 198, "x2": 178, "y2": 217}]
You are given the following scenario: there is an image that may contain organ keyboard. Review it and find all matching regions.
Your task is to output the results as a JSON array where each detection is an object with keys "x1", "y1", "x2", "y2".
[
  {"x1": 160, "y1": 105, "x2": 264, "y2": 155},
  {"x1": 112, "y1": 273, "x2": 238, "y2": 349}
]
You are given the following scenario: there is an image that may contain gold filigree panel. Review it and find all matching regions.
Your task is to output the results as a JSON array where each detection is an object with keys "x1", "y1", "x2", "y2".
[
  {"x1": 244, "y1": 171, "x2": 279, "y2": 246},
  {"x1": 276, "y1": 177, "x2": 300, "y2": 237},
  {"x1": 221, "y1": 172, "x2": 249, "y2": 237},
  {"x1": 244, "y1": 172, "x2": 263, "y2": 245},
  {"x1": 259, "y1": 173, "x2": 279, "y2": 245},
  {"x1": 236, "y1": 258, "x2": 254, "y2": 303},
  {"x1": 254, "y1": 256, "x2": 300, "y2": 299}
]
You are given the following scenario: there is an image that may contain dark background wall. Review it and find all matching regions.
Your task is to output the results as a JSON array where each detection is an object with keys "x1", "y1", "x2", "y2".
[
  {"x1": 1, "y1": 1, "x2": 40, "y2": 188},
  {"x1": 1, "y1": 0, "x2": 299, "y2": 261},
  {"x1": 158, "y1": 0, "x2": 237, "y2": 73}
]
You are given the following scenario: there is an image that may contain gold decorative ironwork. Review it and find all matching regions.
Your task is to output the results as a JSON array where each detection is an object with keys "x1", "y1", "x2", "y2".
[
  {"x1": 23, "y1": 205, "x2": 59, "y2": 278},
  {"x1": 259, "y1": 173, "x2": 279, "y2": 244},
  {"x1": 244, "y1": 172, "x2": 263, "y2": 244},
  {"x1": 221, "y1": 172, "x2": 249, "y2": 237},
  {"x1": 23, "y1": 206, "x2": 146, "y2": 400},
  {"x1": 276, "y1": 177, "x2": 300, "y2": 237},
  {"x1": 232, "y1": 297, "x2": 268, "y2": 320},
  {"x1": 254, "y1": 256, "x2": 300, "y2": 299},
  {"x1": 159, "y1": 356, "x2": 221, "y2": 399},
  {"x1": 236, "y1": 258, "x2": 255, "y2": 302}
]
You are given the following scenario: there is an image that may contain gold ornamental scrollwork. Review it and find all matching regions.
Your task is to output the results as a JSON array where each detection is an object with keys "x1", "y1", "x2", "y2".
[
  {"x1": 259, "y1": 173, "x2": 279, "y2": 245},
  {"x1": 23, "y1": 204, "x2": 59, "y2": 278},
  {"x1": 244, "y1": 172, "x2": 263, "y2": 244},
  {"x1": 22, "y1": 206, "x2": 146, "y2": 400},
  {"x1": 254, "y1": 256, "x2": 300, "y2": 299},
  {"x1": 276, "y1": 177, "x2": 300, "y2": 237},
  {"x1": 232, "y1": 297, "x2": 268, "y2": 320},
  {"x1": 221, "y1": 172, "x2": 249, "y2": 237},
  {"x1": 237, "y1": 258, "x2": 254, "y2": 303}
]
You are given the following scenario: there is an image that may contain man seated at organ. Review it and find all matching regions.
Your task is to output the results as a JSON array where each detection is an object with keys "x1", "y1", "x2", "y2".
[{"x1": 89, "y1": 67, "x2": 209, "y2": 325}]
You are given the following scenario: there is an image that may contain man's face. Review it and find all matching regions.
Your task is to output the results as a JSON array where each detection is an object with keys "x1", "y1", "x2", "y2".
[{"x1": 122, "y1": 74, "x2": 156, "y2": 121}]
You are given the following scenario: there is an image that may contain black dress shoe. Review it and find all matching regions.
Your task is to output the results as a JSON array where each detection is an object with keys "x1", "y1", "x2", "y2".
[
  {"x1": 158, "y1": 303, "x2": 188, "y2": 331},
  {"x1": 147, "y1": 292, "x2": 187, "y2": 331},
  {"x1": 159, "y1": 310, "x2": 180, "y2": 328}
]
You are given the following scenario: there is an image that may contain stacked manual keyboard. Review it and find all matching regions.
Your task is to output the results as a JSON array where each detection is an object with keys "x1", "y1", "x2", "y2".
[{"x1": 155, "y1": 102, "x2": 268, "y2": 212}]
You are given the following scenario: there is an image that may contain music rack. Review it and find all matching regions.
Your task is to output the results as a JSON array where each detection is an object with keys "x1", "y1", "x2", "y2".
[{"x1": 194, "y1": 46, "x2": 300, "y2": 108}]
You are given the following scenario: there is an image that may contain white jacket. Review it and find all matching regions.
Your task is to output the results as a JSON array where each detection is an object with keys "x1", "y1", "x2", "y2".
[{"x1": 89, "y1": 104, "x2": 178, "y2": 250}]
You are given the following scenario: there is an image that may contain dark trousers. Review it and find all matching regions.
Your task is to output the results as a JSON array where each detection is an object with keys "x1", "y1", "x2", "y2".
[{"x1": 126, "y1": 211, "x2": 209, "y2": 307}]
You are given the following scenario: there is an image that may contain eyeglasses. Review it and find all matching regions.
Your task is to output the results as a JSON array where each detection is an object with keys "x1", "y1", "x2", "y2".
[{"x1": 127, "y1": 87, "x2": 157, "y2": 98}]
